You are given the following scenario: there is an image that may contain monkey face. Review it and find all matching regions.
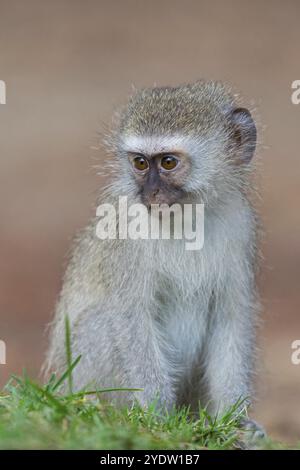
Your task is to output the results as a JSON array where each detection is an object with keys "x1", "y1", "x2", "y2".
[{"x1": 127, "y1": 151, "x2": 190, "y2": 208}]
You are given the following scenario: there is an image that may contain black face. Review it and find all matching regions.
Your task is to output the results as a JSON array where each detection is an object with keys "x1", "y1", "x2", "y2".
[{"x1": 129, "y1": 153, "x2": 187, "y2": 208}]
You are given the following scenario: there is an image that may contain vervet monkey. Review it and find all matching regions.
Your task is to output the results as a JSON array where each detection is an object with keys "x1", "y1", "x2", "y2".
[{"x1": 46, "y1": 80, "x2": 264, "y2": 439}]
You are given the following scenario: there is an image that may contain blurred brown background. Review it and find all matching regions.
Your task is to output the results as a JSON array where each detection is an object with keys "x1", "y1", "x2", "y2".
[{"x1": 0, "y1": 0, "x2": 300, "y2": 443}]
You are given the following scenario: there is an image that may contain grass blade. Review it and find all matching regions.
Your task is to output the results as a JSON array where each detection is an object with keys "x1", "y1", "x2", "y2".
[
  {"x1": 51, "y1": 355, "x2": 82, "y2": 392},
  {"x1": 65, "y1": 315, "x2": 73, "y2": 394}
]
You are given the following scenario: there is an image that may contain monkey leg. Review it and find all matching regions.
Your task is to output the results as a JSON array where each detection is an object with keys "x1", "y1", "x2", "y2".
[{"x1": 66, "y1": 303, "x2": 176, "y2": 410}]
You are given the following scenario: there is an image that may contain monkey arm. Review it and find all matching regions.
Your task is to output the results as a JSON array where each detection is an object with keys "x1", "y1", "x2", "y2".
[
  {"x1": 203, "y1": 256, "x2": 259, "y2": 417},
  {"x1": 112, "y1": 310, "x2": 177, "y2": 410}
]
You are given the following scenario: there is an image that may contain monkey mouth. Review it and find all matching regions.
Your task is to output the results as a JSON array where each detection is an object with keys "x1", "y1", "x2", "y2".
[
  {"x1": 145, "y1": 197, "x2": 179, "y2": 211},
  {"x1": 140, "y1": 190, "x2": 182, "y2": 209}
]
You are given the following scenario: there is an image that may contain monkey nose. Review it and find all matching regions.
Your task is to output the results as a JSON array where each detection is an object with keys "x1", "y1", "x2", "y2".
[{"x1": 152, "y1": 188, "x2": 160, "y2": 197}]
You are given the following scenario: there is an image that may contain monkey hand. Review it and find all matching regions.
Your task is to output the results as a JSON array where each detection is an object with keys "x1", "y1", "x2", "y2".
[{"x1": 237, "y1": 418, "x2": 266, "y2": 449}]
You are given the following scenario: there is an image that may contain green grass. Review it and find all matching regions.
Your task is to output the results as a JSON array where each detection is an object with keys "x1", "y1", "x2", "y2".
[
  {"x1": 0, "y1": 318, "x2": 284, "y2": 450},
  {"x1": 0, "y1": 372, "x2": 248, "y2": 450}
]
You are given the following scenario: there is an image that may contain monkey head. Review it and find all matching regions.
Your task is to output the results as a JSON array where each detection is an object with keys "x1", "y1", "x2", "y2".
[{"x1": 111, "y1": 80, "x2": 257, "y2": 207}]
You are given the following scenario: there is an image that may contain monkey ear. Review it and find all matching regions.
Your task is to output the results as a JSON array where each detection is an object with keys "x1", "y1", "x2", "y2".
[{"x1": 228, "y1": 107, "x2": 257, "y2": 164}]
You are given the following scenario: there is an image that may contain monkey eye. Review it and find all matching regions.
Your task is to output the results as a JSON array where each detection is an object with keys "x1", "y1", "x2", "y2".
[
  {"x1": 160, "y1": 155, "x2": 179, "y2": 171},
  {"x1": 132, "y1": 156, "x2": 149, "y2": 172}
]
